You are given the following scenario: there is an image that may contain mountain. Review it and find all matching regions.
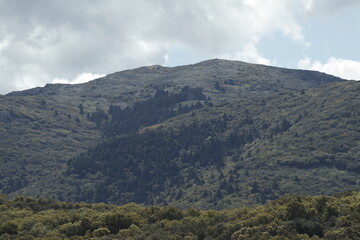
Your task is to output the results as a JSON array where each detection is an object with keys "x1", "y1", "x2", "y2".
[{"x1": 1, "y1": 59, "x2": 359, "y2": 209}]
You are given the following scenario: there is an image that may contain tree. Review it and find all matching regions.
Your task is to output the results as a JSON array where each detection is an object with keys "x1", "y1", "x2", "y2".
[
  {"x1": 0, "y1": 221, "x2": 18, "y2": 235},
  {"x1": 78, "y1": 104, "x2": 84, "y2": 115},
  {"x1": 251, "y1": 181, "x2": 260, "y2": 193}
]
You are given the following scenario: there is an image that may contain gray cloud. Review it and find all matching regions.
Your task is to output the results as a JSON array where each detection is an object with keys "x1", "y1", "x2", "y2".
[
  {"x1": 303, "y1": 0, "x2": 360, "y2": 15},
  {"x1": 0, "y1": 0, "x2": 359, "y2": 94}
]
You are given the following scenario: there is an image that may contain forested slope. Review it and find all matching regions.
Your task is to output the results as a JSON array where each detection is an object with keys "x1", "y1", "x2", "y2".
[{"x1": 65, "y1": 81, "x2": 360, "y2": 208}]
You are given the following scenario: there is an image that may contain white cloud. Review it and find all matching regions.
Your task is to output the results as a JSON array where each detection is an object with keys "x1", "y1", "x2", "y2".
[
  {"x1": 52, "y1": 72, "x2": 105, "y2": 85},
  {"x1": 13, "y1": 64, "x2": 50, "y2": 91},
  {"x1": 0, "y1": 0, "x2": 359, "y2": 94},
  {"x1": 0, "y1": 37, "x2": 11, "y2": 51},
  {"x1": 298, "y1": 57, "x2": 360, "y2": 80},
  {"x1": 222, "y1": 43, "x2": 271, "y2": 65}
]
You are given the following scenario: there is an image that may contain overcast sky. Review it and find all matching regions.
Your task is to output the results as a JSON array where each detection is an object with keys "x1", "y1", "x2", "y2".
[{"x1": 0, "y1": 0, "x2": 360, "y2": 94}]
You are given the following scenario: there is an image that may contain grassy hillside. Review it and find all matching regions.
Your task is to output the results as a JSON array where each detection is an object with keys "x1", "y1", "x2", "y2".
[
  {"x1": 0, "y1": 95, "x2": 101, "y2": 198},
  {"x1": 0, "y1": 191, "x2": 360, "y2": 239}
]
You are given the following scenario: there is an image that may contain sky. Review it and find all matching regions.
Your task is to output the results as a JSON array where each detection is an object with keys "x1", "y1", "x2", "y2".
[{"x1": 0, "y1": 0, "x2": 360, "y2": 94}]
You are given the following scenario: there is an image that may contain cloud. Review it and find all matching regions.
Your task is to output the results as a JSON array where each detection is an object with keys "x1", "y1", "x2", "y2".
[
  {"x1": 298, "y1": 57, "x2": 360, "y2": 80},
  {"x1": 0, "y1": 0, "x2": 171, "y2": 93},
  {"x1": 0, "y1": 0, "x2": 358, "y2": 94},
  {"x1": 302, "y1": 0, "x2": 360, "y2": 15},
  {"x1": 52, "y1": 72, "x2": 106, "y2": 85},
  {"x1": 221, "y1": 43, "x2": 271, "y2": 65}
]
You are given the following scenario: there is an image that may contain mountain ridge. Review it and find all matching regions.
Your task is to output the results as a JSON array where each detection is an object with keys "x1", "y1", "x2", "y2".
[{"x1": 7, "y1": 59, "x2": 344, "y2": 98}]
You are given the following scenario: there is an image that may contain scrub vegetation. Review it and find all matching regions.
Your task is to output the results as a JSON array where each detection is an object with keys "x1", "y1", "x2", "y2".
[{"x1": 0, "y1": 191, "x2": 359, "y2": 239}]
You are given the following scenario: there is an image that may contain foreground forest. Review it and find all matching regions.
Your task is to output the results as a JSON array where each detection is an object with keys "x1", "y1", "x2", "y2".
[{"x1": 1, "y1": 191, "x2": 360, "y2": 240}]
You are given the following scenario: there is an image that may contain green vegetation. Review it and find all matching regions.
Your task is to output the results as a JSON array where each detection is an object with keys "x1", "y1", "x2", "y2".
[
  {"x1": 0, "y1": 59, "x2": 358, "y2": 208},
  {"x1": 65, "y1": 81, "x2": 360, "y2": 208},
  {"x1": 1, "y1": 192, "x2": 360, "y2": 239},
  {"x1": 0, "y1": 95, "x2": 101, "y2": 198},
  {"x1": 67, "y1": 117, "x2": 228, "y2": 204},
  {"x1": 103, "y1": 86, "x2": 206, "y2": 137}
]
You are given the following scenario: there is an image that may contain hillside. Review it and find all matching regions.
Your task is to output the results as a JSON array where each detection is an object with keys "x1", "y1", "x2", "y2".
[
  {"x1": 0, "y1": 59, "x2": 358, "y2": 208},
  {"x1": 0, "y1": 95, "x2": 101, "y2": 197},
  {"x1": 65, "y1": 81, "x2": 360, "y2": 208},
  {"x1": 1, "y1": 191, "x2": 360, "y2": 239}
]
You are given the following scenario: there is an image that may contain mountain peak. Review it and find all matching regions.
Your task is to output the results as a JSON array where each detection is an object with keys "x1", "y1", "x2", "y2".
[
  {"x1": 6, "y1": 59, "x2": 344, "y2": 103},
  {"x1": 194, "y1": 58, "x2": 259, "y2": 67}
]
